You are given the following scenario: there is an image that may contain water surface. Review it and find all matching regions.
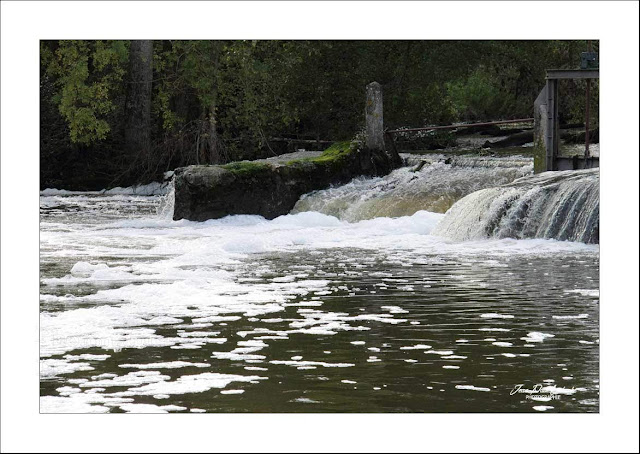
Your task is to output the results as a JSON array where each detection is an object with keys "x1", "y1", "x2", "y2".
[{"x1": 40, "y1": 161, "x2": 599, "y2": 413}]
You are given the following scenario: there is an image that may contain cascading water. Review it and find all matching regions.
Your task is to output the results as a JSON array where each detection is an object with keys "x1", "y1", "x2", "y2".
[
  {"x1": 292, "y1": 155, "x2": 533, "y2": 221},
  {"x1": 39, "y1": 155, "x2": 599, "y2": 414},
  {"x1": 433, "y1": 168, "x2": 599, "y2": 244},
  {"x1": 156, "y1": 178, "x2": 175, "y2": 219}
]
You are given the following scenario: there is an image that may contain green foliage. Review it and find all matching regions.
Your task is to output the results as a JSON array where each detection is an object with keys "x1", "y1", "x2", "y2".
[
  {"x1": 447, "y1": 67, "x2": 513, "y2": 121},
  {"x1": 42, "y1": 40, "x2": 128, "y2": 144},
  {"x1": 41, "y1": 39, "x2": 598, "y2": 189}
]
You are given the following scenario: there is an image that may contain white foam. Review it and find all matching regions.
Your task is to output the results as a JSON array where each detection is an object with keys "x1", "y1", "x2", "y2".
[
  {"x1": 81, "y1": 371, "x2": 170, "y2": 388},
  {"x1": 520, "y1": 332, "x2": 555, "y2": 343},
  {"x1": 480, "y1": 313, "x2": 514, "y2": 319},
  {"x1": 399, "y1": 344, "x2": 432, "y2": 350},
  {"x1": 119, "y1": 361, "x2": 210, "y2": 369},
  {"x1": 269, "y1": 360, "x2": 354, "y2": 368},
  {"x1": 491, "y1": 342, "x2": 513, "y2": 347},
  {"x1": 64, "y1": 354, "x2": 111, "y2": 361},
  {"x1": 455, "y1": 384, "x2": 490, "y2": 392},
  {"x1": 41, "y1": 359, "x2": 95, "y2": 378},
  {"x1": 424, "y1": 350, "x2": 454, "y2": 355},
  {"x1": 114, "y1": 373, "x2": 267, "y2": 397},
  {"x1": 40, "y1": 396, "x2": 110, "y2": 413},
  {"x1": 40, "y1": 391, "x2": 135, "y2": 413},
  {"x1": 564, "y1": 289, "x2": 599, "y2": 297},
  {"x1": 553, "y1": 314, "x2": 589, "y2": 320},
  {"x1": 532, "y1": 405, "x2": 554, "y2": 412},
  {"x1": 381, "y1": 305, "x2": 409, "y2": 314}
]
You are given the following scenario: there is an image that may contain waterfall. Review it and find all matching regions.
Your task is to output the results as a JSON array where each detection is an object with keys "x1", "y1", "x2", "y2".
[
  {"x1": 292, "y1": 156, "x2": 533, "y2": 221},
  {"x1": 432, "y1": 168, "x2": 599, "y2": 244},
  {"x1": 156, "y1": 178, "x2": 175, "y2": 219}
]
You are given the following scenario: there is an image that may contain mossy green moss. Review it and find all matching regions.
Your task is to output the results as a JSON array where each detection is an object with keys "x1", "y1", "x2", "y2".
[
  {"x1": 222, "y1": 161, "x2": 273, "y2": 176},
  {"x1": 286, "y1": 141, "x2": 356, "y2": 166}
]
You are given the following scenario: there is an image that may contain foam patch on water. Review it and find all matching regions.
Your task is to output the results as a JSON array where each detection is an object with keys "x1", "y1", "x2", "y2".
[
  {"x1": 455, "y1": 384, "x2": 490, "y2": 392},
  {"x1": 119, "y1": 403, "x2": 187, "y2": 413},
  {"x1": 520, "y1": 332, "x2": 555, "y2": 343},
  {"x1": 553, "y1": 314, "x2": 589, "y2": 320},
  {"x1": 564, "y1": 289, "x2": 599, "y2": 297},
  {"x1": 41, "y1": 359, "x2": 95, "y2": 378},
  {"x1": 112, "y1": 373, "x2": 267, "y2": 397},
  {"x1": 424, "y1": 350, "x2": 454, "y2": 355},
  {"x1": 491, "y1": 342, "x2": 513, "y2": 347},
  {"x1": 270, "y1": 360, "x2": 354, "y2": 368},
  {"x1": 480, "y1": 313, "x2": 514, "y2": 319},
  {"x1": 64, "y1": 354, "x2": 111, "y2": 361},
  {"x1": 40, "y1": 390, "x2": 136, "y2": 413},
  {"x1": 119, "y1": 362, "x2": 211, "y2": 369},
  {"x1": 81, "y1": 371, "x2": 170, "y2": 388},
  {"x1": 400, "y1": 344, "x2": 432, "y2": 350},
  {"x1": 533, "y1": 405, "x2": 554, "y2": 412}
]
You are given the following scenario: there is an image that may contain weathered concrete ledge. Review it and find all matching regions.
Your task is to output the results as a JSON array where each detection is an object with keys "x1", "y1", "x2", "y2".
[{"x1": 173, "y1": 142, "x2": 400, "y2": 221}]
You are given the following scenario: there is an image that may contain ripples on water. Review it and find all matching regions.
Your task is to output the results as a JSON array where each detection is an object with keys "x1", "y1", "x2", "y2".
[{"x1": 39, "y1": 159, "x2": 599, "y2": 413}]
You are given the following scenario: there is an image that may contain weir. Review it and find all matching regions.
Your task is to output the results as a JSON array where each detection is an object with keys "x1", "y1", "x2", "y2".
[
  {"x1": 432, "y1": 168, "x2": 599, "y2": 244},
  {"x1": 171, "y1": 79, "x2": 599, "y2": 244}
]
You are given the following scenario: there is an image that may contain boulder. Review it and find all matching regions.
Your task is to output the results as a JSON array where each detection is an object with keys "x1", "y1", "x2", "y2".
[{"x1": 173, "y1": 142, "x2": 400, "y2": 221}]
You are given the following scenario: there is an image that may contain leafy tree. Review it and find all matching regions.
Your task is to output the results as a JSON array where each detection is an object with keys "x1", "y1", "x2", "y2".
[
  {"x1": 42, "y1": 40, "x2": 128, "y2": 144},
  {"x1": 40, "y1": 39, "x2": 598, "y2": 189}
]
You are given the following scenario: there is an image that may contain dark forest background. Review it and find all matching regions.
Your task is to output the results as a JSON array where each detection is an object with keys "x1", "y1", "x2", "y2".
[{"x1": 40, "y1": 40, "x2": 598, "y2": 190}]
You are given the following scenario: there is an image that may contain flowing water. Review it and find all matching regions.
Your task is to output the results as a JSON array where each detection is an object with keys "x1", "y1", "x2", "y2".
[{"x1": 40, "y1": 158, "x2": 599, "y2": 413}]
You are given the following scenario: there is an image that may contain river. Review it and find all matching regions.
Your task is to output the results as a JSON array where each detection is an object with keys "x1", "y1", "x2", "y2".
[{"x1": 39, "y1": 156, "x2": 599, "y2": 413}]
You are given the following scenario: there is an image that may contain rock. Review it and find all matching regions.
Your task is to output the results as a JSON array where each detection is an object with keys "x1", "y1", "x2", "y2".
[{"x1": 173, "y1": 142, "x2": 400, "y2": 221}]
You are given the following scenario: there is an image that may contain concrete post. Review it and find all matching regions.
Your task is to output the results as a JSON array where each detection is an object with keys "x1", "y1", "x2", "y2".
[
  {"x1": 545, "y1": 79, "x2": 559, "y2": 171},
  {"x1": 533, "y1": 86, "x2": 547, "y2": 173},
  {"x1": 365, "y1": 82, "x2": 385, "y2": 152}
]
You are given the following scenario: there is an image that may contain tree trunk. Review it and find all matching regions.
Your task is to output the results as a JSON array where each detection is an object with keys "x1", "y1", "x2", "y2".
[
  {"x1": 125, "y1": 40, "x2": 153, "y2": 158},
  {"x1": 207, "y1": 102, "x2": 220, "y2": 164}
]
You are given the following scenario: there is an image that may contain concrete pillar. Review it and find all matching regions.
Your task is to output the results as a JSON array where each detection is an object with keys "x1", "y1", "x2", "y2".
[
  {"x1": 533, "y1": 86, "x2": 547, "y2": 173},
  {"x1": 365, "y1": 82, "x2": 384, "y2": 151},
  {"x1": 545, "y1": 79, "x2": 559, "y2": 171}
]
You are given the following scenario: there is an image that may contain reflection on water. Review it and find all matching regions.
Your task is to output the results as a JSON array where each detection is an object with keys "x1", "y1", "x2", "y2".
[{"x1": 40, "y1": 176, "x2": 599, "y2": 413}]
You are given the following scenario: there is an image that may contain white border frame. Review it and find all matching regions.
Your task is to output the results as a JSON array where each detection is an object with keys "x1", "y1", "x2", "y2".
[{"x1": 2, "y1": 1, "x2": 639, "y2": 452}]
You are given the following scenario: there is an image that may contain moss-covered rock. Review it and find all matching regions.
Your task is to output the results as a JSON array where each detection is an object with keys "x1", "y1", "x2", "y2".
[{"x1": 173, "y1": 142, "x2": 400, "y2": 221}]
